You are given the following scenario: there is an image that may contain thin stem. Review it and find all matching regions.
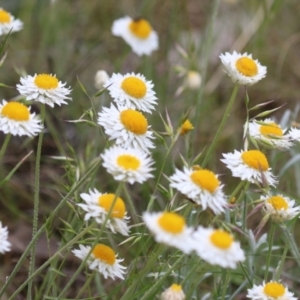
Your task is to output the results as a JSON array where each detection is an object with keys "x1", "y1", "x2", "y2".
[
  {"x1": 202, "y1": 84, "x2": 239, "y2": 168},
  {"x1": 27, "y1": 104, "x2": 45, "y2": 300},
  {"x1": 0, "y1": 133, "x2": 11, "y2": 162},
  {"x1": 264, "y1": 222, "x2": 275, "y2": 281}
]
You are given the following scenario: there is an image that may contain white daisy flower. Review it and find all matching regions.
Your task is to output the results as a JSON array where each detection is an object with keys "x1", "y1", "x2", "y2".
[
  {"x1": 72, "y1": 243, "x2": 126, "y2": 280},
  {"x1": 101, "y1": 146, "x2": 154, "y2": 184},
  {"x1": 142, "y1": 211, "x2": 195, "y2": 254},
  {"x1": 104, "y1": 73, "x2": 157, "y2": 113},
  {"x1": 249, "y1": 118, "x2": 293, "y2": 150},
  {"x1": 0, "y1": 221, "x2": 11, "y2": 254},
  {"x1": 247, "y1": 281, "x2": 297, "y2": 300},
  {"x1": 0, "y1": 8, "x2": 23, "y2": 36},
  {"x1": 78, "y1": 189, "x2": 130, "y2": 236},
  {"x1": 219, "y1": 51, "x2": 267, "y2": 85},
  {"x1": 112, "y1": 16, "x2": 158, "y2": 56},
  {"x1": 192, "y1": 227, "x2": 245, "y2": 269},
  {"x1": 0, "y1": 100, "x2": 43, "y2": 136},
  {"x1": 261, "y1": 194, "x2": 300, "y2": 222},
  {"x1": 169, "y1": 167, "x2": 227, "y2": 215},
  {"x1": 98, "y1": 104, "x2": 154, "y2": 153},
  {"x1": 288, "y1": 127, "x2": 300, "y2": 142},
  {"x1": 221, "y1": 149, "x2": 277, "y2": 187},
  {"x1": 161, "y1": 284, "x2": 186, "y2": 300},
  {"x1": 16, "y1": 74, "x2": 72, "y2": 107}
]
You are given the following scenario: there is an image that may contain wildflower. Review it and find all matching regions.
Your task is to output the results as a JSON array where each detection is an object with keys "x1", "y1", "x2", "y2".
[
  {"x1": 78, "y1": 189, "x2": 130, "y2": 236},
  {"x1": 0, "y1": 100, "x2": 43, "y2": 136},
  {"x1": 169, "y1": 167, "x2": 227, "y2": 215},
  {"x1": 17, "y1": 74, "x2": 72, "y2": 107},
  {"x1": 261, "y1": 194, "x2": 300, "y2": 222},
  {"x1": 247, "y1": 281, "x2": 297, "y2": 300},
  {"x1": 249, "y1": 118, "x2": 293, "y2": 150},
  {"x1": 161, "y1": 284, "x2": 186, "y2": 300},
  {"x1": 104, "y1": 73, "x2": 157, "y2": 113},
  {"x1": 101, "y1": 146, "x2": 154, "y2": 184},
  {"x1": 94, "y1": 70, "x2": 109, "y2": 90},
  {"x1": 221, "y1": 149, "x2": 277, "y2": 186},
  {"x1": 180, "y1": 120, "x2": 194, "y2": 135},
  {"x1": 98, "y1": 104, "x2": 154, "y2": 153},
  {"x1": 192, "y1": 227, "x2": 245, "y2": 269},
  {"x1": 0, "y1": 8, "x2": 23, "y2": 36},
  {"x1": 0, "y1": 222, "x2": 11, "y2": 254},
  {"x1": 72, "y1": 243, "x2": 126, "y2": 280},
  {"x1": 219, "y1": 51, "x2": 266, "y2": 85},
  {"x1": 142, "y1": 211, "x2": 195, "y2": 254},
  {"x1": 288, "y1": 127, "x2": 300, "y2": 142},
  {"x1": 112, "y1": 16, "x2": 158, "y2": 56},
  {"x1": 186, "y1": 71, "x2": 201, "y2": 90}
]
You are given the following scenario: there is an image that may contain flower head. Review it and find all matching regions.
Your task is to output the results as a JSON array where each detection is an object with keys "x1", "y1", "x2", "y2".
[
  {"x1": 143, "y1": 211, "x2": 195, "y2": 254},
  {"x1": 17, "y1": 74, "x2": 72, "y2": 107},
  {"x1": 98, "y1": 104, "x2": 155, "y2": 153},
  {"x1": 0, "y1": 8, "x2": 23, "y2": 36},
  {"x1": 192, "y1": 227, "x2": 245, "y2": 269},
  {"x1": 0, "y1": 100, "x2": 43, "y2": 136},
  {"x1": 221, "y1": 149, "x2": 277, "y2": 186},
  {"x1": 0, "y1": 222, "x2": 11, "y2": 254},
  {"x1": 78, "y1": 189, "x2": 130, "y2": 236},
  {"x1": 261, "y1": 194, "x2": 300, "y2": 222},
  {"x1": 219, "y1": 51, "x2": 266, "y2": 85},
  {"x1": 94, "y1": 70, "x2": 109, "y2": 90},
  {"x1": 249, "y1": 118, "x2": 293, "y2": 150},
  {"x1": 104, "y1": 73, "x2": 157, "y2": 113},
  {"x1": 101, "y1": 146, "x2": 154, "y2": 184},
  {"x1": 186, "y1": 71, "x2": 201, "y2": 90},
  {"x1": 170, "y1": 167, "x2": 227, "y2": 215},
  {"x1": 72, "y1": 243, "x2": 126, "y2": 280},
  {"x1": 247, "y1": 281, "x2": 297, "y2": 300},
  {"x1": 112, "y1": 16, "x2": 158, "y2": 56},
  {"x1": 180, "y1": 120, "x2": 194, "y2": 135},
  {"x1": 161, "y1": 284, "x2": 186, "y2": 300}
]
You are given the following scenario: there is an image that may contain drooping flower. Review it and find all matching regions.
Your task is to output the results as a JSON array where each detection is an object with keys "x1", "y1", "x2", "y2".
[
  {"x1": 219, "y1": 51, "x2": 266, "y2": 85},
  {"x1": 143, "y1": 211, "x2": 195, "y2": 254},
  {"x1": 78, "y1": 189, "x2": 130, "y2": 236},
  {"x1": 17, "y1": 74, "x2": 72, "y2": 107},
  {"x1": 170, "y1": 167, "x2": 227, "y2": 214},
  {"x1": 161, "y1": 283, "x2": 186, "y2": 300},
  {"x1": 247, "y1": 281, "x2": 297, "y2": 300},
  {"x1": 0, "y1": 221, "x2": 11, "y2": 254},
  {"x1": 221, "y1": 149, "x2": 277, "y2": 186},
  {"x1": 98, "y1": 104, "x2": 154, "y2": 152},
  {"x1": 0, "y1": 8, "x2": 23, "y2": 36},
  {"x1": 101, "y1": 146, "x2": 154, "y2": 184},
  {"x1": 72, "y1": 243, "x2": 126, "y2": 280},
  {"x1": 104, "y1": 73, "x2": 157, "y2": 113},
  {"x1": 192, "y1": 227, "x2": 245, "y2": 269},
  {"x1": 0, "y1": 100, "x2": 43, "y2": 136},
  {"x1": 112, "y1": 16, "x2": 158, "y2": 56}
]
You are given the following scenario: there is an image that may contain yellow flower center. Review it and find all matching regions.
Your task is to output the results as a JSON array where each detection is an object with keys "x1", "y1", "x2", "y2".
[
  {"x1": 1, "y1": 102, "x2": 30, "y2": 121},
  {"x1": 259, "y1": 122, "x2": 283, "y2": 137},
  {"x1": 241, "y1": 150, "x2": 269, "y2": 171},
  {"x1": 210, "y1": 230, "x2": 233, "y2": 249},
  {"x1": 34, "y1": 74, "x2": 59, "y2": 89},
  {"x1": 92, "y1": 244, "x2": 116, "y2": 265},
  {"x1": 120, "y1": 109, "x2": 148, "y2": 135},
  {"x1": 170, "y1": 284, "x2": 182, "y2": 292},
  {"x1": 121, "y1": 77, "x2": 147, "y2": 99},
  {"x1": 117, "y1": 154, "x2": 140, "y2": 170},
  {"x1": 263, "y1": 282, "x2": 285, "y2": 298},
  {"x1": 235, "y1": 57, "x2": 258, "y2": 77},
  {"x1": 0, "y1": 9, "x2": 11, "y2": 23},
  {"x1": 180, "y1": 119, "x2": 194, "y2": 135},
  {"x1": 267, "y1": 196, "x2": 288, "y2": 211},
  {"x1": 190, "y1": 169, "x2": 220, "y2": 193},
  {"x1": 158, "y1": 212, "x2": 185, "y2": 234},
  {"x1": 129, "y1": 19, "x2": 152, "y2": 39},
  {"x1": 98, "y1": 193, "x2": 126, "y2": 218}
]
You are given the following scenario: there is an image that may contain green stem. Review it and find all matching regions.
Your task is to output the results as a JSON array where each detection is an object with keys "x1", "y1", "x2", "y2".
[
  {"x1": 202, "y1": 84, "x2": 239, "y2": 168},
  {"x1": 27, "y1": 104, "x2": 45, "y2": 300},
  {"x1": 0, "y1": 133, "x2": 11, "y2": 162},
  {"x1": 264, "y1": 222, "x2": 275, "y2": 281},
  {"x1": 274, "y1": 244, "x2": 288, "y2": 281}
]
